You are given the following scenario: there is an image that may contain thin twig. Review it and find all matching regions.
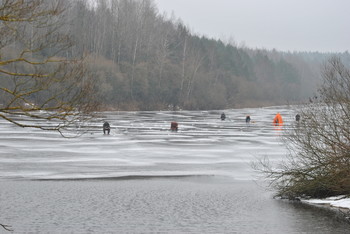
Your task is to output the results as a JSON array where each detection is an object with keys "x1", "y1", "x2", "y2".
[{"x1": 0, "y1": 223, "x2": 13, "y2": 232}]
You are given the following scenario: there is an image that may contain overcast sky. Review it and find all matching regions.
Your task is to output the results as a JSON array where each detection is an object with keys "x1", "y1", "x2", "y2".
[{"x1": 154, "y1": 0, "x2": 349, "y2": 53}]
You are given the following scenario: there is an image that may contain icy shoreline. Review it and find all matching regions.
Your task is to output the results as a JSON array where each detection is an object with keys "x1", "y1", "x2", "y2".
[{"x1": 301, "y1": 196, "x2": 350, "y2": 222}]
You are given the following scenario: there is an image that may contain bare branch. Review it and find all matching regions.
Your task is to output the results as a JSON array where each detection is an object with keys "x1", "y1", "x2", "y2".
[
  {"x1": 0, "y1": 223, "x2": 13, "y2": 232},
  {"x1": 0, "y1": 0, "x2": 97, "y2": 133}
]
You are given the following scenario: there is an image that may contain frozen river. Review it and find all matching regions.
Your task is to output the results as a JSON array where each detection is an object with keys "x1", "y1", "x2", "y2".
[{"x1": 0, "y1": 106, "x2": 349, "y2": 233}]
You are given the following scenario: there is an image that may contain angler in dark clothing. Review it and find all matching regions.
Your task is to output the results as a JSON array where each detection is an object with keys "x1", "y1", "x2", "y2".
[
  {"x1": 171, "y1": 122, "x2": 178, "y2": 131},
  {"x1": 246, "y1": 115, "x2": 251, "y2": 123},
  {"x1": 295, "y1": 114, "x2": 300, "y2": 122},
  {"x1": 221, "y1": 113, "x2": 226, "y2": 121},
  {"x1": 103, "y1": 122, "x2": 110, "y2": 134}
]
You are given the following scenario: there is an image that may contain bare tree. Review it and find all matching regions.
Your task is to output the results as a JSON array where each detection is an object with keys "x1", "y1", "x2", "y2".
[
  {"x1": 185, "y1": 50, "x2": 204, "y2": 101},
  {"x1": 130, "y1": 0, "x2": 147, "y2": 100},
  {"x1": 179, "y1": 26, "x2": 188, "y2": 95},
  {"x1": 156, "y1": 23, "x2": 170, "y2": 89},
  {"x1": 256, "y1": 56, "x2": 350, "y2": 199},
  {"x1": 0, "y1": 0, "x2": 96, "y2": 133}
]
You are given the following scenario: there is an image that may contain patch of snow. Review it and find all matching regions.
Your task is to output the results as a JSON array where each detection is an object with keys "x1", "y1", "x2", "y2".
[
  {"x1": 331, "y1": 198, "x2": 350, "y2": 209},
  {"x1": 302, "y1": 196, "x2": 350, "y2": 210}
]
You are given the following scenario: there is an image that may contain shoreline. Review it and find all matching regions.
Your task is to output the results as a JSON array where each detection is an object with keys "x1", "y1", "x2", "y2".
[{"x1": 301, "y1": 196, "x2": 350, "y2": 223}]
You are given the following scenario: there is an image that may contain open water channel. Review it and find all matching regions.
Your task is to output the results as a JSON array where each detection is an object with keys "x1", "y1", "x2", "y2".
[{"x1": 0, "y1": 106, "x2": 349, "y2": 233}]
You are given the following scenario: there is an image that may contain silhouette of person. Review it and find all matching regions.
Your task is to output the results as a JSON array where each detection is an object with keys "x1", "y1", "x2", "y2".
[
  {"x1": 221, "y1": 113, "x2": 226, "y2": 121},
  {"x1": 103, "y1": 122, "x2": 110, "y2": 134},
  {"x1": 246, "y1": 115, "x2": 251, "y2": 123},
  {"x1": 295, "y1": 114, "x2": 300, "y2": 122}
]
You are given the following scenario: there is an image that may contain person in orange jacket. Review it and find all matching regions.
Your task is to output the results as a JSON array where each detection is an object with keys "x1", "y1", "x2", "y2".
[{"x1": 273, "y1": 113, "x2": 283, "y2": 126}]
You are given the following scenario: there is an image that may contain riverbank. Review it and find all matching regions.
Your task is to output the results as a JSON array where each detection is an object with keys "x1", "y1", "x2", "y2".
[{"x1": 301, "y1": 196, "x2": 350, "y2": 223}]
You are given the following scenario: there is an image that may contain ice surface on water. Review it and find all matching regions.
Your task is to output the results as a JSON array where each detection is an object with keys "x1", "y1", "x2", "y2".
[
  {"x1": 0, "y1": 106, "x2": 295, "y2": 180},
  {"x1": 2, "y1": 106, "x2": 350, "y2": 234}
]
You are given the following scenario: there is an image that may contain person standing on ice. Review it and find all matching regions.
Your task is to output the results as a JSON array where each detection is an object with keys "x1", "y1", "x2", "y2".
[
  {"x1": 221, "y1": 113, "x2": 226, "y2": 121},
  {"x1": 170, "y1": 122, "x2": 178, "y2": 131},
  {"x1": 246, "y1": 115, "x2": 251, "y2": 123},
  {"x1": 103, "y1": 122, "x2": 110, "y2": 134},
  {"x1": 273, "y1": 113, "x2": 283, "y2": 126}
]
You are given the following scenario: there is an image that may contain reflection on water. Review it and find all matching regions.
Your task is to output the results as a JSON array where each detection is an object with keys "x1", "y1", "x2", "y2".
[{"x1": 0, "y1": 106, "x2": 349, "y2": 233}]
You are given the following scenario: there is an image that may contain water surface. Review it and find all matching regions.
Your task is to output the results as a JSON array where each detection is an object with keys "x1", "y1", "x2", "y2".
[{"x1": 0, "y1": 106, "x2": 349, "y2": 233}]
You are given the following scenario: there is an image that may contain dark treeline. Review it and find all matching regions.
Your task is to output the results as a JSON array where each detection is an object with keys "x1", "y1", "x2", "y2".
[{"x1": 39, "y1": 0, "x2": 350, "y2": 110}]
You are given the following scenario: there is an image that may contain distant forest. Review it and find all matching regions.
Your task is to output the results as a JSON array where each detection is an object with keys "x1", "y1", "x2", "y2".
[{"x1": 5, "y1": 0, "x2": 350, "y2": 111}]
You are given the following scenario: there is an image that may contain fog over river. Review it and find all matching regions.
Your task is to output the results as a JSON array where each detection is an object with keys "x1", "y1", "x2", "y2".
[{"x1": 0, "y1": 106, "x2": 349, "y2": 233}]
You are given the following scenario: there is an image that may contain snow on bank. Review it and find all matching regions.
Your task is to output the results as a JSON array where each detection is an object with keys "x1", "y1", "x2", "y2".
[{"x1": 302, "y1": 196, "x2": 350, "y2": 210}]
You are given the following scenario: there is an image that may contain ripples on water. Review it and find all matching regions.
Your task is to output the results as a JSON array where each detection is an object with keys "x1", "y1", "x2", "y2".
[{"x1": 0, "y1": 106, "x2": 349, "y2": 233}]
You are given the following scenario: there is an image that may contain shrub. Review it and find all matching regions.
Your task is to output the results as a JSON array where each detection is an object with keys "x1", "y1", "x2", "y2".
[{"x1": 258, "y1": 57, "x2": 350, "y2": 199}]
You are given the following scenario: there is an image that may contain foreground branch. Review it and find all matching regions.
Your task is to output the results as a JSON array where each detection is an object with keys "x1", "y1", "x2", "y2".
[{"x1": 0, "y1": 223, "x2": 13, "y2": 232}]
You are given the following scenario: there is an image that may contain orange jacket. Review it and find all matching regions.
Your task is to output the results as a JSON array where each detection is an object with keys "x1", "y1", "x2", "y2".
[{"x1": 273, "y1": 113, "x2": 283, "y2": 125}]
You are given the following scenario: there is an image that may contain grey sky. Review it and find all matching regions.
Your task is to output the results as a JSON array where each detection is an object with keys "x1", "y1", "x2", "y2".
[{"x1": 154, "y1": 0, "x2": 349, "y2": 52}]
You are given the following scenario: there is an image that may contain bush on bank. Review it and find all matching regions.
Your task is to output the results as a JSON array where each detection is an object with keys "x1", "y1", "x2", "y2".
[{"x1": 258, "y1": 57, "x2": 350, "y2": 199}]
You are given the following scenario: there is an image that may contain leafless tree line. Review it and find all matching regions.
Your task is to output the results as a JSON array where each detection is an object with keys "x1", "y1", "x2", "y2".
[{"x1": 64, "y1": 0, "x2": 321, "y2": 110}]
